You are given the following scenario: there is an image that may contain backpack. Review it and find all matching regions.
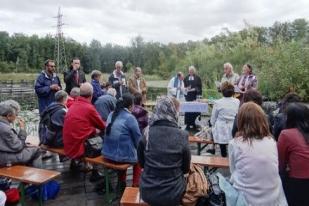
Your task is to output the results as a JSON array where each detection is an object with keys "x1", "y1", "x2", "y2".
[
  {"x1": 38, "y1": 105, "x2": 63, "y2": 145},
  {"x1": 182, "y1": 163, "x2": 209, "y2": 206}
]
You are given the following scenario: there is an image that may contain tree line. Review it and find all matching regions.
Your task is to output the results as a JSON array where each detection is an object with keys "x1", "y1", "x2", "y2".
[{"x1": 0, "y1": 18, "x2": 308, "y2": 101}]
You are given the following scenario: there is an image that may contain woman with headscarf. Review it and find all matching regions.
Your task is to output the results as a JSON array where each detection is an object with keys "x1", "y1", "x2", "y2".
[{"x1": 137, "y1": 96, "x2": 191, "y2": 206}]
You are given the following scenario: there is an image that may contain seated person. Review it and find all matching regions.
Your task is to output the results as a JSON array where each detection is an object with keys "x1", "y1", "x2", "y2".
[
  {"x1": 66, "y1": 87, "x2": 80, "y2": 108},
  {"x1": 137, "y1": 96, "x2": 191, "y2": 206},
  {"x1": 0, "y1": 100, "x2": 41, "y2": 168},
  {"x1": 132, "y1": 93, "x2": 148, "y2": 133},
  {"x1": 94, "y1": 88, "x2": 117, "y2": 121},
  {"x1": 63, "y1": 82, "x2": 106, "y2": 159},
  {"x1": 91, "y1": 70, "x2": 105, "y2": 103},
  {"x1": 229, "y1": 102, "x2": 287, "y2": 205},
  {"x1": 39, "y1": 90, "x2": 68, "y2": 148},
  {"x1": 102, "y1": 94, "x2": 142, "y2": 189}
]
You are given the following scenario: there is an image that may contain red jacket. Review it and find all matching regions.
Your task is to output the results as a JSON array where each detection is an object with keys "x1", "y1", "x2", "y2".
[
  {"x1": 63, "y1": 96, "x2": 106, "y2": 158},
  {"x1": 66, "y1": 96, "x2": 76, "y2": 108},
  {"x1": 278, "y1": 128, "x2": 309, "y2": 178}
]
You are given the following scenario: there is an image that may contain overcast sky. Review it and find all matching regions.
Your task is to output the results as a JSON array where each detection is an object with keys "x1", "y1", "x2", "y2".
[{"x1": 0, "y1": 0, "x2": 308, "y2": 46}]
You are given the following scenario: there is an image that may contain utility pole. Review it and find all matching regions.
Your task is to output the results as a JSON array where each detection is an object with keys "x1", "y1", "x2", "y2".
[{"x1": 53, "y1": 7, "x2": 67, "y2": 73}]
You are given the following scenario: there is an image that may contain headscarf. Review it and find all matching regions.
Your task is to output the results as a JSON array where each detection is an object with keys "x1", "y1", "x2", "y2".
[{"x1": 149, "y1": 96, "x2": 178, "y2": 126}]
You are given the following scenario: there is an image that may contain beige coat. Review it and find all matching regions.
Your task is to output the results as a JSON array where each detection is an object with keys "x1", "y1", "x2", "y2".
[{"x1": 128, "y1": 75, "x2": 147, "y2": 103}]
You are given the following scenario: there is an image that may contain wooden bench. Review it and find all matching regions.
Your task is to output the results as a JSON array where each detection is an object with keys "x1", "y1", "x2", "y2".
[
  {"x1": 43, "y1": 147, "x2": 132, "y2": 202},
  {"x1": 189, "y1": 136, "x2": 214, "y2": 155},
  {"x1": 191, "y1": 155, "x2": 229, "y2": 168},
  {"x1": 0, "y1": 165, "x2": 61, "y2": 206},
  {"x1": 120, "y1": 187, "x2": 148, "y2": 206}
]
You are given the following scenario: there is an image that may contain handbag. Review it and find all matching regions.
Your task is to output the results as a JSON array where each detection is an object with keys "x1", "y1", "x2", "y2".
[
  {"x1": 206, "y1": 172, "x2": 226, "y2": 206},
  {"x1": 26, "y1": 180, "x2": 60, "y2": 201},
  {"x1": 84, "y1": 136, "x2": 103, "y2": 158}
]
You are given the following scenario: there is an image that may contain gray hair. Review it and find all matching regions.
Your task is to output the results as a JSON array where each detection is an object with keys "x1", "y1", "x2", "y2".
[
  {"x1": 135, "y1": 67, "x2": 142, "y2": 72},
  {"x1": 224, "y1": 62, "x2": 234, "y2": 72},
  {"x1": 91, "y1": 70, "x2": 102, "y2": 79},
  {"x1": 0, "y1": 100, "x2": 20, "y2": 116},
  {"x1": 107, "y1": 88, "x2": 117, "y2": 97},
  {"x1": 115, "y1": 61, "x2": 123, "y2": 68},
  {"x1": 55, "y1": 90, "x2": 68, "y2": 103},
  {"x1": 188, "y1": 65, "x2": 196, "y2": 73},
  {"x1": 70, "y1": 87, "x2": 80, "y2": 97},
  {"x1": 80, "y1": 82, "x2": 93, "y2": 97}
]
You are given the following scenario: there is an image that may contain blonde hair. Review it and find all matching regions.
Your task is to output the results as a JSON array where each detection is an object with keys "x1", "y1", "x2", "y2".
[{"x1": 224, "y1": 62, "x2": 234, "y2": 72}]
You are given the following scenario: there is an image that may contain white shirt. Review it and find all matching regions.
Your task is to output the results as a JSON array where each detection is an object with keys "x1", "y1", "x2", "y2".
[{"x1": 229, "y1": 137, "x2": 287, "y2": 206}]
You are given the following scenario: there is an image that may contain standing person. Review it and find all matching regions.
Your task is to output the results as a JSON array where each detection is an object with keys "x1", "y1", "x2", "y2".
[
  {"x1": 0, "y1": 100, "x2": 42, "y2": 168},
  {"x1": 229, "y1": 102, "x2": 287, "y2": 205},
  {"x1": 210, "y1": 82, "x2": 240, "y2": 157},
  {"x1": 137, "y1": 96, "x2": 191, "y2": 206},
  {"x1": 94, "y1": 88, "x2": 117, "y2": 121},
  {"x1": 63, "y1": 82, "x2": 106, "y2": 159},
  {"x1": 109, "y1": 61, "x2": 127, "y2": 99},
  {"x1": 102, "y1": 94, "x2": 142, "y2": 189},
  {"x1": 63, "y1": 57, "x2": 86, "y2": 94},
  {"x1": 236, "y1": 63, "x2": 257, "y2": 93},
  {"x1": 35, "y1": 59, "x2": 61, "y2": 114},
  {"x1": 90, "y1": 70, "x2": 105, "y2": 103},
  {"x1": 220, "y1": 62, "x2": 239, "y2": 86},
  {"x1": 128, "y1": 67, "x2": 147, "y2": 104},
  {"x1": 183, "y1": 66, "x2": 202, "y2": 130},
  {"x1": 167, "y1": 72, "x2": 185, "y2": 101},
  {"x1": 278, "y1": 103, "x2": 309, "y2": 206}
]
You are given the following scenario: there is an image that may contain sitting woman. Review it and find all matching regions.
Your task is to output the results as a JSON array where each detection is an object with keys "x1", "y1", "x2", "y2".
[
  {"x1": 132, "y1": 93, "x2": 148, "y2": 133},
  {"x1": 138, "y1": 96, "x2": 191, "y2": 206},
  {"x1": 229, "y1": 102, "x2": 287, "y2": 205},
  {"x1": 211, "y1": 82, "x2": 240, "y2": 157},
  {"x1": 278, "y1": 103, "x2": 309, "y2": 206},
  {"x1": 102, "y1": 93, "x2": 142, "y2": 189},
  {"x1": 0, "y1": 100, "x2": 41, "y2": 168}
]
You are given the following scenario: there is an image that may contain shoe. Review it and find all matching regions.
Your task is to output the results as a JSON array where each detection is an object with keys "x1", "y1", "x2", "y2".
[{"x1": 206, "y1": 149, "x2": 215, "y2": 155}]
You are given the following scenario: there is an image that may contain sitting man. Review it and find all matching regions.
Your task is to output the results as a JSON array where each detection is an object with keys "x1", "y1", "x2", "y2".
[
  {"x1": 39, "y1": 90, "x2": 68, "y2": 148},
  {"x1": 66, "y1": 87, "x2": 80, "y2": 108},
  {"x1": 94, "y1": 88, "x2": 117, "y2": 121},
  {"x1": 0, "y1": 100, "x2": 42, "y2": 168},
  {"x1": 63, "y1": 82, "x2": 106, "y2": 159}
]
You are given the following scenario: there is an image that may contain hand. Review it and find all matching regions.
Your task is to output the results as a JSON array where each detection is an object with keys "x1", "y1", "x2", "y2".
[
  {"x1": 16, "y1": 117, "x2": 25, "y2": 129},
  {"x1": 95, "y1": 129, "x2": 101, "y2": 134},
  {"x1": 50, "y1": 84, "x2": 60, "y2": 91}
]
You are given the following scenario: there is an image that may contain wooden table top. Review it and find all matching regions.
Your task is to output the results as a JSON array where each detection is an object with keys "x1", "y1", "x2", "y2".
[
  {"x1": 189, "y1": 136, "x2": 213, "y2": 144},
  {"x1": 120, "y1": 187, "x2": 149, "y2": 206},
  {"x1": 0, "y1": 165, "x2": 60, "y2": 185},
  {"x1": 191, "y1": 155, "x2": 229, "y2": 168}
]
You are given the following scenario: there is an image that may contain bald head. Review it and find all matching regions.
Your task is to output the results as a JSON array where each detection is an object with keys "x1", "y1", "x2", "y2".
[{"x1": 80, "y1": 82, "x2": 93, "y2": 99}]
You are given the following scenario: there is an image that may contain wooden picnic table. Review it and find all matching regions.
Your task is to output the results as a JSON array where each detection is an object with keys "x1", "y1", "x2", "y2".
[
  {"x1": 189, "y1": 136, "x2": 213, "y2": 155},
  {"x1": 191, "y1": 155, "x2": 229, "y2": 168}
]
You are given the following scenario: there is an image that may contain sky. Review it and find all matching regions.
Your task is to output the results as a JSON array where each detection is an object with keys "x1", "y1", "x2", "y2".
[{"x1": 0, "y1": 0, "x2": 308, "y2": 46}]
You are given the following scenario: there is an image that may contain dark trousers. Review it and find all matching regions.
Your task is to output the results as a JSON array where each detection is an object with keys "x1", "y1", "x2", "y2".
[
  {"x1": 219, "y1": 144, "x2": 228, "y2": 157},
  {"x1": 184, "y1": 112, "x2": 200, "y2": 127},
  {"x1": 283, "y1": 177, "x2": 309, "y2": 206}
]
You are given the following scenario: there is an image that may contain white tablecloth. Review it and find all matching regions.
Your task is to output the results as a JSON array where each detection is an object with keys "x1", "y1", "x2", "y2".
[{"x1": 179, "y1": 102, "x2": 208, "y2": 113}]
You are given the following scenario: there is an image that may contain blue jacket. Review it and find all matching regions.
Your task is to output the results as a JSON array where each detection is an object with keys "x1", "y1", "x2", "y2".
[
  {"x1": 102, "y1": 109, "x2": 142, "y2": 163},
  {"x1": 91, "y1": 79, "x2": 105, "y2": 103},
  {"x1": 94, "y1": 94, "x2": 117, "y2": 121},
  {"x1": 35, "y1": 71, "x2": 61, "y2": 114}
]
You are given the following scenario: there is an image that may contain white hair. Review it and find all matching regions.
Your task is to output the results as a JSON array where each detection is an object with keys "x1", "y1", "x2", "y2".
[
  {"x1": 188, "y1": 65, "x2": 196, "y2": 73},
  {"x1": 224, "y1": 62, "x2": 234, "y2": 72},
  {"x1": 80, "y1": 82, "x2": 93, "y2": 97},
  {"x1": 107, "y1": 88, "x2": 117, "y2": 97},
  {"x1": 115, "y1": 61, "x2": 123, "y2": 68},
  {"x1": 0, "y1": 100, "x2": 20, "y2": 116}
]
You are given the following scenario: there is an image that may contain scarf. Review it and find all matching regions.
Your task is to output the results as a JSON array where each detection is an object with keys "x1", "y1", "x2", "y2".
[{"x1": 149, "y1": 96, "x2": 178, "y2": 126}]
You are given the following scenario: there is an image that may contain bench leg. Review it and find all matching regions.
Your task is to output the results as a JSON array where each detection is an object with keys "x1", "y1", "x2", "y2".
[
  {"x1": 19, "y1": 183, "x2": 26, "y2": 206},
  {"x1": 38, "y1": 185, "x2": 43, "y2": 206},
  {"x1": 103, "y1": 168, "x2": 116, "y2": 203},
  {"x1": 197, "y1": 143, "x2": 201, "y2": 155}
]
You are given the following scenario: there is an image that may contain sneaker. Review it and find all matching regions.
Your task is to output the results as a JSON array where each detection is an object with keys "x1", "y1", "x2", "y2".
[{"x1": 206, "y1": 149, "x2": 215, "y2": 155}]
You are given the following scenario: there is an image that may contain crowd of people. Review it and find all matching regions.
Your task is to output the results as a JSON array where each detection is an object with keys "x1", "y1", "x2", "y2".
[{"x1": 0, "y1": 58, "x2": 308, "y2": 206}]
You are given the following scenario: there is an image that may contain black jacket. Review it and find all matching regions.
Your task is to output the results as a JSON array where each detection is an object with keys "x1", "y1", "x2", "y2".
[
  {"x1": 184, "y1": 74, "x2": 202, "y2": 101},
  {"x1": 63, "y1": 69, "x2": 86, "y2": 94},
  {"x1": 137, "y1": 120, "x2": 191, "y2": 206}
]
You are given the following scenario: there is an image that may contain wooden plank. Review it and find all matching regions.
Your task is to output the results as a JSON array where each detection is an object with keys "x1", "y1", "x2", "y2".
[
  {"x1": 120, "y1": 187, "x2": 149, "y2": 206},
  {"x1": 0, "y1": 165, "x2": 60, "y2": 185},
  {"x1": 85, "y1": 156, "x2": 132, "y2": 171},
  {"x1": 191, "y1": 155, "x2": 229, "y2": 168},
  {"x1": 189, "y1": 136, "x2": 213, "y2": 144}
]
